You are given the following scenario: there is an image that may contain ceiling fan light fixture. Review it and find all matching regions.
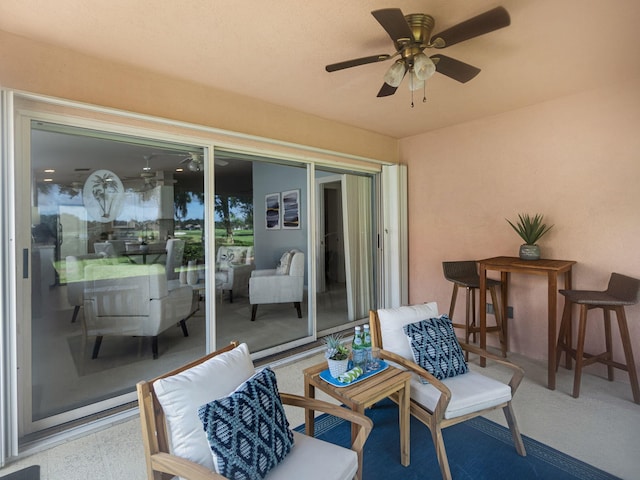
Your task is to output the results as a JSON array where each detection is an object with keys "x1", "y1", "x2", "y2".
[
  {"x1": 413, "y1": 53, "x2": 436, "y2": 81},
  {"x1": 408, "y1": 69, "x2": 425, "y2": 91},
  {"x1": 188, "y1": 159, "x2": 202, "y2": 172},
  {"x1": 383, "y1": 61, "x2": 406, "y2": 87}
]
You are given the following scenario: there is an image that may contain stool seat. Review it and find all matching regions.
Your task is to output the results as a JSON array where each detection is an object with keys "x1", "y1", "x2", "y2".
[
  {"x1": 559, "y1": 289, "x2": 637, "y2": 306},
  {"x1": 443, "y1": 261, "x2": 507, "y2": 357},
  {"x1": 556, "y1": 272, "x2": 640, "y2": 404}
]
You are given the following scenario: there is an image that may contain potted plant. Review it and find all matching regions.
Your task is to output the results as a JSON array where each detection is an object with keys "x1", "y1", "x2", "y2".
[
  {"x1": 506, "y1": 213, "x2": 554, "y2": 260},
  {"x1": 324, "y1": 333, "x2": 350, "y2": 378}
]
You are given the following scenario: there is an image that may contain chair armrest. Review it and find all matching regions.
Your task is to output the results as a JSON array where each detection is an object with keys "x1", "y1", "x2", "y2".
[
  {"x1": 459, "y1": 342, "x2": 525, "y2": 393},
  {"x1": 228, "y1": 263, "x2": 255, "y2": 274},
  {"x1": 377, "y1": 348, "x2": 452, "y2": 420},
  {"x1": 251, "y1": 269, "x2": 277, "y2": 277},
  {"x1": 150, "y1": 452, "x2": 227, "y2": 480},
  {"x1": 279, "y1": 392, "x2": 373, "y2": 455},
  {"x1": 227, "y1": 263, "x2": 256, "y2": 286}
]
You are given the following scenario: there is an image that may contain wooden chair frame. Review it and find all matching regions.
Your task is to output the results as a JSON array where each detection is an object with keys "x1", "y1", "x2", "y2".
[
  {"x1": 369, "y1": 310, "x2": 526, "y2": 480},
  {"x1": 137, "y1": 341, "x2": 373, "y2": 480}
]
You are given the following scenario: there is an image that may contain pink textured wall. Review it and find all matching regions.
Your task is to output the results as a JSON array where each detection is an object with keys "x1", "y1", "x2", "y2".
[{"x1": 401, "y1": 80, "x2": 640, "y2": 384}]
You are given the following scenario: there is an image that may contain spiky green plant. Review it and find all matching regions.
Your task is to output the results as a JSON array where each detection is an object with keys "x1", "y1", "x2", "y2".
[
  {"x1": 323, "y1": 333, "x2": 349, "y2": 361},
  {"x1": 506, "y1": 213, "x2": 554, "y2": 245}
]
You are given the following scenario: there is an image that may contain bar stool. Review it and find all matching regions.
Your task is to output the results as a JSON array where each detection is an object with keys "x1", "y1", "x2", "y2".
[
  {"x1": 443, "y1": 261, "x2": 507, "y2": 357},
  {"x1": 556, "y1": 272, "x2": 640, "y2": 404}
]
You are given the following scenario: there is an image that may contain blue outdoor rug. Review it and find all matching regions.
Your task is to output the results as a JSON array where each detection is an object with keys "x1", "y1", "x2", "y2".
[{"x1": 294, "y1": 399, "x2": 619, "y2": 480}]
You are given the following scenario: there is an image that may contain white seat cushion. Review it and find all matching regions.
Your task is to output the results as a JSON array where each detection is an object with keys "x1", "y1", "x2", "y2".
[
  {"x1": 410, "y1": 370, "x2": 512, "y2": 419},
  {"x1": 153, "y1": 343, "x2": 256, "y2": 472},
  {"x1": 377, "y1": 303, "x2": 439, "y2": 362},
  {"x1": 266, "y1": 431, "x2": 357, "y2": 480}
]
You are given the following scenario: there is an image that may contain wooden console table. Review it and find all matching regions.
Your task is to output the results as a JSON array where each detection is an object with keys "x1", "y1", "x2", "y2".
[
  {"x1": 478, "y1": 256, "x2": 576, "y2": 390},
  {"x1": 303, "y1": 362, "x2": 411, "y2": 479}
]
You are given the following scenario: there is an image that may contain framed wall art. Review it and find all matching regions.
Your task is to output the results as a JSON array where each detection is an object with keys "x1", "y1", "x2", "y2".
[
  {"x1": 265, "y1": 193, "x2": 280, "y2": 230},
  {"x1": 281, "y1": 189, "x2": 300, "y2": 229}
]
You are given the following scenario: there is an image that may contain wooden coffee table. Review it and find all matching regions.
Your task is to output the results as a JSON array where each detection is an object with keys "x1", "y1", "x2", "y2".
[{"x1": 303, "y1": 361, "x2": 411, "y2": 478}]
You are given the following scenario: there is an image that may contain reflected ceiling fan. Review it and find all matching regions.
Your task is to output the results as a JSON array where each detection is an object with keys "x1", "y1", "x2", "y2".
[
  {"x1": 123, "y1": 155, "x2": 168, "y2": 191},
  {"x1": 178, "y1": 152, "x2": 229, "y2": 172},
  {"x1": 326, "y1": 6, "x2": 510, "y2": 103}
]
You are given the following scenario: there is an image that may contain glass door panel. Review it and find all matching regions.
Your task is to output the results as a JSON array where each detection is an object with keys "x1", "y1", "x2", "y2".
[
  {"x1": 316, "y1": 169, "x2": 375, "y2": 333},
  {"x1": 213, "y1": 150, "x2": 312, "y2": 352},
  {"x1": 24, "y1": 120, "x2": 207, "y2": 434}
]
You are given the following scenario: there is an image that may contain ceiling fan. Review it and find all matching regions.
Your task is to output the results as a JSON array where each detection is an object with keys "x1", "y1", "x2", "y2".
[
  {"x1": 325, "y1": 6, "x2": 510, "y2": 101},
  {"x1": 178, "y1": 152, "x2": 229, "y2": 172},
  {"x1": 122, "y1": 155, "x2": 167, "y2": 191}
]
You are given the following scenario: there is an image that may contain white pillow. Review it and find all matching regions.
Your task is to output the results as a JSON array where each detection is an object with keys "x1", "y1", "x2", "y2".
[
  {"x1": 153, "y1": 343, "x2": 256, "y2": 472},
  {"x1": 377, "y1": 303, "x2": 439, "y2": 361},
  {"x1": 275, "y1": 251, "x2": 292, "y2": 275}
]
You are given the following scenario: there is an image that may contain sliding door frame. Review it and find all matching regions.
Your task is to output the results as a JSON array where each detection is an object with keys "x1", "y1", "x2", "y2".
[{"x1": 1, "y1": 88, "x2": 397, "y2": 457}]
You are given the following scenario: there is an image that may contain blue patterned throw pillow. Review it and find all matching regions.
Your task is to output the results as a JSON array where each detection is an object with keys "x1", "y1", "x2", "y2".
[
  {"x1": 403, "y1": 315, "x2": 468, "y2": 381},
  {"x1": 198, "y1": 367, "x2": 294, "y2": 480}
]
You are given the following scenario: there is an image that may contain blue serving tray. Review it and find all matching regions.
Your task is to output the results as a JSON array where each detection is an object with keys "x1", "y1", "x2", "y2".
[{"x1": 319, "y1": 360, "x2": 389, "y2": 388}]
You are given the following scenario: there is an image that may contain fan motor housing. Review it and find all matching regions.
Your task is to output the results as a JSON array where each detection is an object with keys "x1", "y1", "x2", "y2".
[{"x1": 405, "y1": 14, "x2": 435, "y2": 46}]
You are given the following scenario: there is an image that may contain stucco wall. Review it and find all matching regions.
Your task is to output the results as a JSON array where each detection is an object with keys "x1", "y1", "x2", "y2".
[{"x1": 401, "y1": 80, "x2": 640, "y2": 384}]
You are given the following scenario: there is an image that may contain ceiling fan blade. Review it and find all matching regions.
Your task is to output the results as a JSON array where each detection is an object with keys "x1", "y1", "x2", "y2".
[
  {"x1": 371, "y1": 8, "x2": 413, "y2": 43},
  {"x1": 326, "y1": 54, "x2": 391, "y2": 72},
  {"x1": 431, "y1": 6, "x2": 510, "y2": 48},
  {"x1": 431, "y1": 54, "x2": 481, "y2": 83},
  {"x1": 377, "y1": 82, "x2": 399, "y2": 98}
]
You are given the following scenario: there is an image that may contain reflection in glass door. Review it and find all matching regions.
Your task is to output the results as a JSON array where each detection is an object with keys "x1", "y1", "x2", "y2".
[
  {"x1": 316, "y1": 169, "x2": 375, "y2": 332},
  {"x1": 213, "y1": 151, "x2": 314, "y2": 352},
  {"x1": 22, "y1": 120, "x2": 207, "y2": 436}
]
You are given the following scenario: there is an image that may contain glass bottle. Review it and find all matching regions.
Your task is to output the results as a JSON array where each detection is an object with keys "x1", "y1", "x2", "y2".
[
  {"x1": 362, "y1": 324, "x2": 372, "y2": 371},
  {"x1": 351, "y1": 326, "x2": 364, "y2": 371}
]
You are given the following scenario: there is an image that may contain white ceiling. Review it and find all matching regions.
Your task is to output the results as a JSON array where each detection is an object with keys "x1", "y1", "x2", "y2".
[{"x1": 1, "y1": 0, "x2": 639, "y2": 139}]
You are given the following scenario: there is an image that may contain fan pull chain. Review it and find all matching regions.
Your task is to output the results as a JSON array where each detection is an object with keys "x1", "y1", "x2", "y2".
[
  {"x1": 410, "y1": 71, "x2": 415, "y2": 108},
  {"x1": 423, "y1": 82, "x2": 427, "y2": 103}
]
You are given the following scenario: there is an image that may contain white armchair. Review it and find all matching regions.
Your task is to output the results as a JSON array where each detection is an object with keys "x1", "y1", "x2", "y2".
[
  {"x1": 82, "y1": 263, "x2": 195, "y2": 359},
  {"x1": 215, "y1": 245, "x2": 255, "y2": 302},
  {"x1": 370, "y1": 303, "x2": 526, "y2": 480},
  {"x1": 165, "y1": 238, "x2": 185, "y2": 280},
  {"x1": 66, "y1": 253, "x2": 104, "y2": 323},
  {"x1": 137, "y1": 342, "x2": 372, "y2": 480},
  {"x1": 249, "y1": 249, "x2": 304, "y2": 321}
]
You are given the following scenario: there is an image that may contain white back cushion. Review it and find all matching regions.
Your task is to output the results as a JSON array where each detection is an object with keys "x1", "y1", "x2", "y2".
[
  {"x1": 377, "y1": 303, "x2": 439, "y2": 361},
  {"x1": 153, "y1": 343, "x2": 256, "y2": 471}
]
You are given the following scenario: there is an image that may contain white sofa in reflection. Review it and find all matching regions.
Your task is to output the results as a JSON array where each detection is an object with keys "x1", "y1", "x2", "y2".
[
  {"x1": 249, "y1": 249, "x2": 304, "y2": 321},
  {"x1": 215, "y1": 245, "x2": 255, "y2": 302},
  {"x1": 82, "y1": 263, "x2": 194, "y2": 359}
]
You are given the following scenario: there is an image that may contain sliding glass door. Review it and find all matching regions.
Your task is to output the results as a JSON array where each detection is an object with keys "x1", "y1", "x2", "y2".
[
  {"x1": 20, "y1": 119, "x2": 208, "y2": 436},
  {"x1": 10, "y1": 106, "x2": 382, "y2": 444}
]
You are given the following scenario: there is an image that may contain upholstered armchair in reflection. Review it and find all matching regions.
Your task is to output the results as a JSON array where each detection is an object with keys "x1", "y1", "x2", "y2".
[
  {"x1": 215, "y1": 245, "x2": 255, "y2": 302},
  {"x1": 249, "y1": 249, "x2": 304, "y2": 321},
  {"x1": 82, "y1": 263, "x2": 195, "y2": 359},
  {"x1": 66, "y1": 253, "x2": 104, "y2": 323},
  {"x1": 165, "y1": 238, "x2": 185, "y2": 280}
]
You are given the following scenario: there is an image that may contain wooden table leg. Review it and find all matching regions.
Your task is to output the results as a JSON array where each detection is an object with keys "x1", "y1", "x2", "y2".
[
  {"x1": 564, "y1": 270, "x2": 573, "y2": 370},
  {"x1": 304, "y1": 379, "x2": 315, "y2": 437},
  {"x1": 479, "y1": 263, "x2": 487, "y2": 367},
  {"x1": 353, "y1": 404, "x2": 364, "y2": 480},
  {"x1": 501, "y1": 271, "x2": 509, "y2": 353},
  {"x1": 399, "y1": 378, "x2": 410, "y2": 466},
  {"x1": 547, "y1": 272, "x2": 558, "y2": 390}
]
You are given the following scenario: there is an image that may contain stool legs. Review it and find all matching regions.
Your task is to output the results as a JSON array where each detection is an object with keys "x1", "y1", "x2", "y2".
[
  {"x1": 488, "y1": 284, "x2": 507, "y2": 357},
  {"x1": 614, "y1": 306, "x2": 640, "y2": 404},
  {"x1": 556, "y1": 301, "x2": 640, "y2": 404},
  {"x1": 572, "y1": 304, "x2": 589, "y2": 398},
  {"x1": 448, "y1": 283, "x2": 506, "y2": 357}
]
